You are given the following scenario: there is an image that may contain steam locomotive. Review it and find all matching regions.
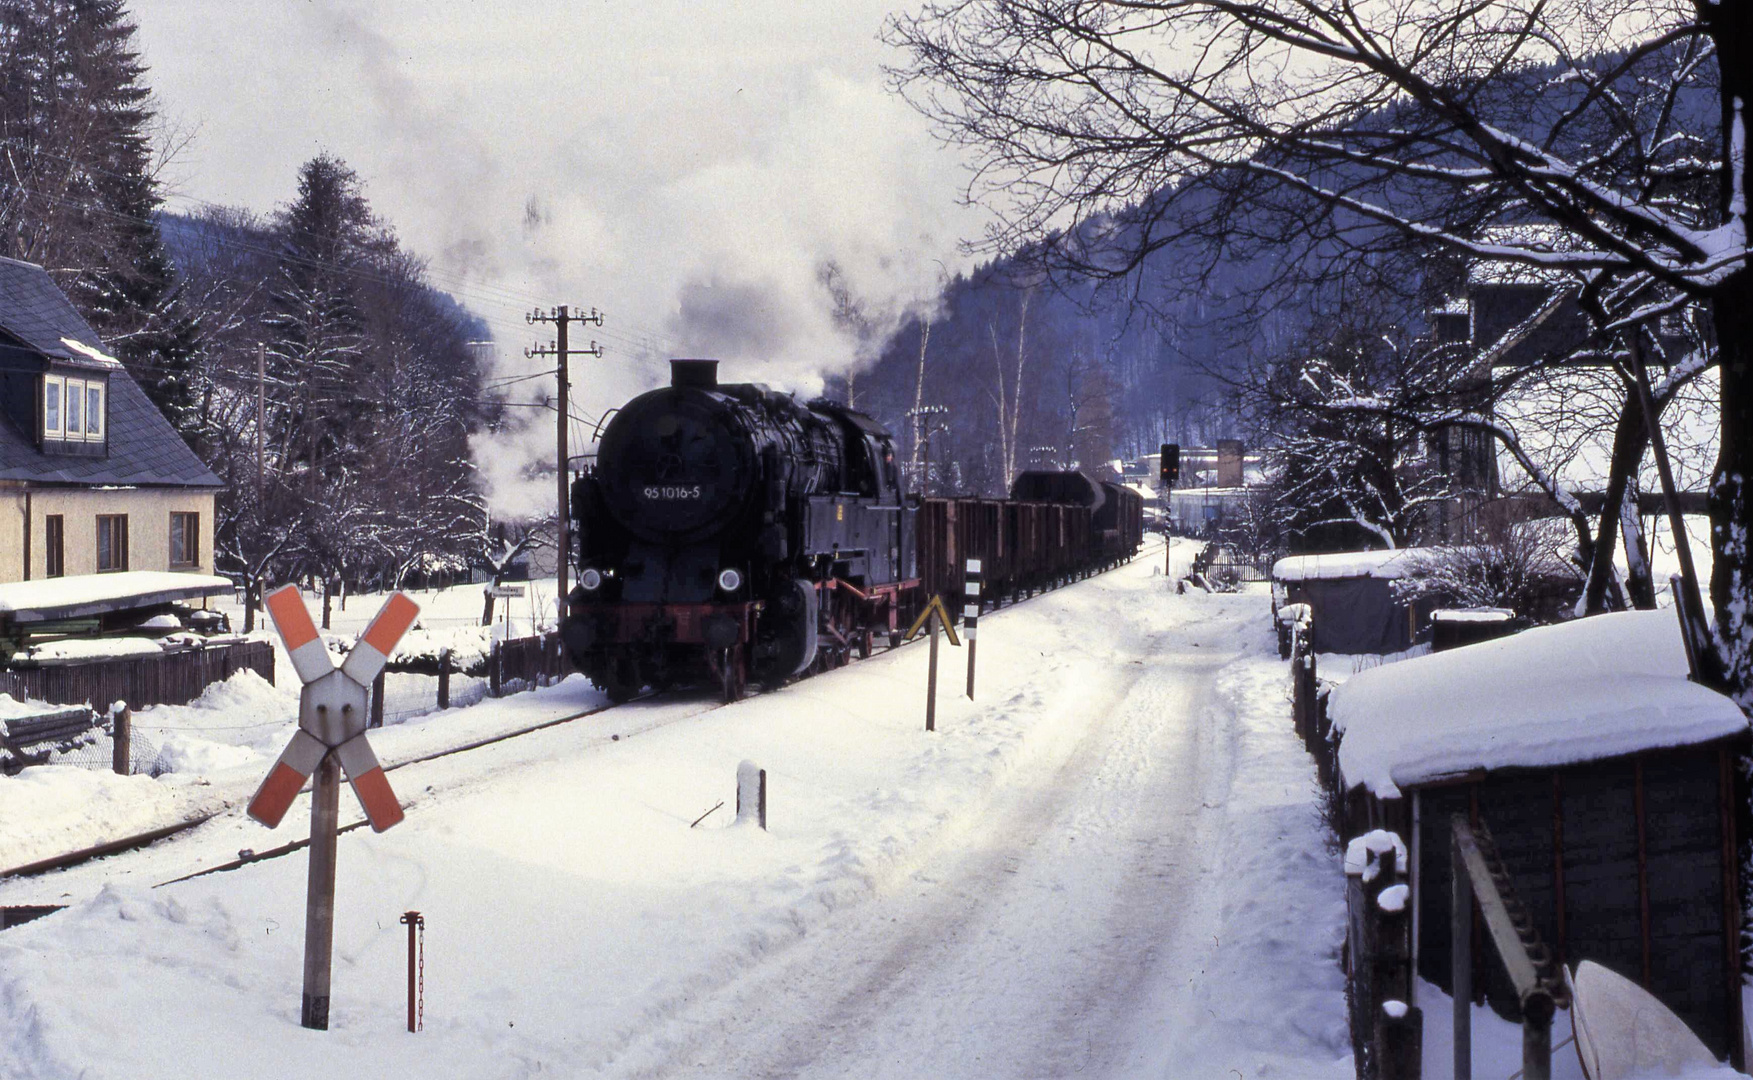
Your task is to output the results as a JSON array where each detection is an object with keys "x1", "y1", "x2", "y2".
[{"x1": 560, "y1": 359, "x2": 1142, "y2": 702}]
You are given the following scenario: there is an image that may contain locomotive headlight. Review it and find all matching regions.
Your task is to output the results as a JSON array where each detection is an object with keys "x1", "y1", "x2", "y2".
[
  {"x1": 717, "y1": 568, "x2": 743, "y2": 593},
  {"x1": 580, "y1": 568, "x2": 604, "y2": 592}
]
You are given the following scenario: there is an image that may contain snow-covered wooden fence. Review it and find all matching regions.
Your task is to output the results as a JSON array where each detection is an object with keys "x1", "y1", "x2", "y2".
[
  {"x1": 1288, "y1": 612, "x2": 1338, "y2": 791},
  {"x1": 488, "y1": 632, "x2": 568, "y2": 695},
  {"x1": 1345, "y1": 831, "x2": 1420, "y2": 1080},
  {"x1": 361, "y1": 632, "x2": 569, "y2": 727},
  {"x1": 0, "y1": 639, "x2": 273, "y2": 710}
]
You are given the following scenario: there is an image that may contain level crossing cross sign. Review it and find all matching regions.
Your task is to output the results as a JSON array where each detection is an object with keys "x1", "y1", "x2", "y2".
[{"x1": 248, "y1": 585, "x2": 419, "y2": 833}]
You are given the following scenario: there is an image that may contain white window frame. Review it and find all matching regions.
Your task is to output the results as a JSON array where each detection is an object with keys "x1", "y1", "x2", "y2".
[
  {"x1": 85, "y1": 381, "x2": 103, "y2": 438},
  {"x1": 43, "y1": 375, "x2": 63, "y2": 438},
  {"x1": 65, "y1": 376, "x2": 84, "y2": 436}
]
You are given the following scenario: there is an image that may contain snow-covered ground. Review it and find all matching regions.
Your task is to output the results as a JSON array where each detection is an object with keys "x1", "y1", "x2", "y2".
[{"x1": 0, "y1": 542, "x2": 1355, "y2": 1079}]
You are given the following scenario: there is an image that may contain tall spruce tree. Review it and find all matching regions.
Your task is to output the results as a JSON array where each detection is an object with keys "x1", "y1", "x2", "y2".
[{"x1": 0, "y1": 0, "x2": 197, "y2": 425}]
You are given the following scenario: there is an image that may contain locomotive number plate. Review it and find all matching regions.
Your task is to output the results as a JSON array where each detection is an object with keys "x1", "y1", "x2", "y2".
[{"x1": 643, "y1": 485, "x2": 703, "y2": 500}]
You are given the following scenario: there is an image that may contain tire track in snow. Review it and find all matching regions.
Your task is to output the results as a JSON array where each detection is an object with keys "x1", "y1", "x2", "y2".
[{"x1": 614, "y1": 619, "x2": 1239, "y2": 1079}]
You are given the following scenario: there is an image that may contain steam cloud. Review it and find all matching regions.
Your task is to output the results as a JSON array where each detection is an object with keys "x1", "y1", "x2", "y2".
[{"x1": 137, "y1": 1, "x2": 982, "y2": 518}]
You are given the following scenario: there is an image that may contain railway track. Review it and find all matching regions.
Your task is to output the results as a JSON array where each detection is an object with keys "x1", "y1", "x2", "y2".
[
  {"x1": 0, "y1": 694, "x2": 668, "y2": 885},
  {"x1": 0, "y1": 541, "x2": 1167, "y2": 894}
]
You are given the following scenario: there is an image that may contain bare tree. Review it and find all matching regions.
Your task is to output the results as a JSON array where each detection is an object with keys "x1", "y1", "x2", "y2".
[{"x1": 889, "y1": 1, "x2": 1753, "y2": 699}]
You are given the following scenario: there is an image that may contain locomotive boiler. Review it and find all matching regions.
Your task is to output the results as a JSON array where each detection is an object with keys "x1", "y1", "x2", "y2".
[{"x1": 561, "y1": 359, "x2": 916, "y2": 701}]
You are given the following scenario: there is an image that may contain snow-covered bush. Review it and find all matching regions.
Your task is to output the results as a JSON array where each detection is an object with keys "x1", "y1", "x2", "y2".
[{"x1": 1392, "y1": 525, "x2": 1580, "y2": 623}]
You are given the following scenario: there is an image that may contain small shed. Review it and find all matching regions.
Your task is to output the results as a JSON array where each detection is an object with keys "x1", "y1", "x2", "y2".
[
  {"x1": 1328, "y1": 610, "x2": 1750, "y2": 1064},
  {"x1": 1271, "y1": 548, "x2": 1440, "y2": 654}
]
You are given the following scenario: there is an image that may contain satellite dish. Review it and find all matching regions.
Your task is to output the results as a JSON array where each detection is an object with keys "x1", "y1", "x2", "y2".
[{"x1": 1569, "y1": 960, "x2": 1724, "y2": 1079}]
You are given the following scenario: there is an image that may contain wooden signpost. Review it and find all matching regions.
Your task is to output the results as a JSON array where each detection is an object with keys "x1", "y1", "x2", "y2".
[
  {"x1": 248, "y1": 586, "x2": 420, "y2": 1031},
  {"x1": 904, "y1": 595, "x2": 960, "y2": 732}
]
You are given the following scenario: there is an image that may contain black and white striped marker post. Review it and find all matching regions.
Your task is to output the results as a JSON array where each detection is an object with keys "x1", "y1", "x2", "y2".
[{"x1": 965, "y1": 559, "x2": 980, "y2": 699}]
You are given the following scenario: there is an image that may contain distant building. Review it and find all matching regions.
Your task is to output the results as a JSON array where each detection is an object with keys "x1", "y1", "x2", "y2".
[
  {"x1": 1133, "y1": 444, "x2": 1269, "y2": 537},
  {"x1": 0, "y1": 257, "x2": 223, "y2": 589}
]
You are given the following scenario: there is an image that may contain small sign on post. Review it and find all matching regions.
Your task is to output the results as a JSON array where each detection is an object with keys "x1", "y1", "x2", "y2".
[
  {"x1": 248, "y1": 586, "x2": 419, "y2": 1031},
  {"x1": 963, "y1": 560, "x2": 981, "y2": 700},
  {"x1": 904, "y1": 595, "x2": 961, "y2": 732}
]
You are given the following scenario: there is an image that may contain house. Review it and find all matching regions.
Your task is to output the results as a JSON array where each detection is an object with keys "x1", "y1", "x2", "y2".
[
  {"x1": 0, "y1": 257, "x2": 222, "y2": 589},
  {"x1": 1421, "y1": 232, "x2": 1716, "y2": 546}
]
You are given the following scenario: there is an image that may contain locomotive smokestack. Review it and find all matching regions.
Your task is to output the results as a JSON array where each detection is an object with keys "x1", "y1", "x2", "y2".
[{"x1": 671, "y1": 359, "x2": 719, "y2": 389}]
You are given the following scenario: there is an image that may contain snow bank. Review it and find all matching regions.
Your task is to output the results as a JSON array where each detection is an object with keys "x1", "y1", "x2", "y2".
[
  {"x1": 0, "y1": 769, "x2": 191, "y2": 870},
  {"x1": 392, "y1": 624, "x2": 493, "y2": 671},
  {"x1": 1332, "y1": 610, "x2": 1747, "y2": 798}
]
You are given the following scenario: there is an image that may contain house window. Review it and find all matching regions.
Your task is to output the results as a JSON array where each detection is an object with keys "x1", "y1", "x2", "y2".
[
  {"x1": 169, "y1": 512, "x2": 199, "y2": 568},
  {"x1": 44, "y1": 514, "x2": 63, "y2": 578},
  {"x1": 66, "y1": 377, "x2": 84, "y2": 435},
  {"x1": 96, "y1": 514, "x2": 128, "y2": 572},
  {"x1": 43, "y1": 376, "x2": 62, "y2": 437},
  {"x1": 41, "y1": 373, "x2": 105, "y2": 446}
]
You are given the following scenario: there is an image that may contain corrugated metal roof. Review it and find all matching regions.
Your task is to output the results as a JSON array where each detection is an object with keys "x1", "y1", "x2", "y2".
[{"x1": 0, "y1": 258, "x2": 221, "y2": 488}]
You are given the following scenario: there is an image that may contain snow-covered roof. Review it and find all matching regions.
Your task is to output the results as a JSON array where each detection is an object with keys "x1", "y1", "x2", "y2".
[
  {"x1": 29, "y1": 637, "x2": 163, "y2": 663},
  {"x1": 1431, "y1": 609, "x2": 1514, "y2": 623},
  {"x1": 1332, "y1": 610, "x2": 1747, "y2": 798},
  {"x1": 1271, "y1": 548, "x2": 1438, "y2": 583},
  {"x1": 0, "y1": 572, "x2": 231, "y2": 622}
]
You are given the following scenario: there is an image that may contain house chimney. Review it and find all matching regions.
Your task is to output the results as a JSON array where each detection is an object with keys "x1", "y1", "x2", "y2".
[
  {"x1": 1217, "y1": 439, "x2": 1244, "y2": 488},
  {"x1": 670, "y1": 359, "x2": 719, "y2": 389}
]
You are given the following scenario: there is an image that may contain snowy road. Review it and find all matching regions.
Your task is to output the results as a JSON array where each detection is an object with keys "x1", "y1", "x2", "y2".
[
  {"x1": 0, "y1": 545, "x2": 1352, "y2": 1079},
  {"x1": 626, "y1": 643, "x2": 1237, "y2": 1079}
]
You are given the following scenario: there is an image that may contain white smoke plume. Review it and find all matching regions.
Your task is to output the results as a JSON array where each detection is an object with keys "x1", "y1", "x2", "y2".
[{"x1": 136, "y1": 0, "x2": 983, "y2": 519}]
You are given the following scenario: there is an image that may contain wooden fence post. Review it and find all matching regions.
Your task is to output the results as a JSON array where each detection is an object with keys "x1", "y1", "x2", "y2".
[
  {"x1": 436, "y1": 651, "x2": 451, "y2": 710},
  {"x1": 1376, "y1": 1003, "x2": 1422, "y2": 1080},
  {"x1": 489, "y1": 640, "x2": 502, "y2": 698},
  {"x1": 111, "y1": 704, "x2": 130, "y2": 776}
]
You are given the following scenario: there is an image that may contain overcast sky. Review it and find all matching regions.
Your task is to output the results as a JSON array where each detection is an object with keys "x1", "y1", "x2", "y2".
[{"x1": 133, "y1": 1, "x2": 984, "y2": 508}]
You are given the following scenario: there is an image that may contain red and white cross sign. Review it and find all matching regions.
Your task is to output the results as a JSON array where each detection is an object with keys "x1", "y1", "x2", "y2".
[{"x1": 247, "y1": 586, "x2": 420, "y2": 832}]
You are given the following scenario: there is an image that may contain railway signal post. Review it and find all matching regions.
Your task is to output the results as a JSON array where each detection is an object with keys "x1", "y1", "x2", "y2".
[
  {"x1": 1159, "y1": 442, "x2": 1180, "y2": 575},
  {"x1": 905, "y1": 595, "x2": 960, "y2": 732},
  {"x1": 964, "y1": 560, "x2": 981, "y2": 699},
  {"x1": 247, "y1": 585, "x2": 420, "y2": 1030}
]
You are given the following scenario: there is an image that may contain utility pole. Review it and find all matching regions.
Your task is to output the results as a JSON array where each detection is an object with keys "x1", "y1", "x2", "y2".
[{"x1": 527, "y1": 306, "x2": 603, "y2": 625}]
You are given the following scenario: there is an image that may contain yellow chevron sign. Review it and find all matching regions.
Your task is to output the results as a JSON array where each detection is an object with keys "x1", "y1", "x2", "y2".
[{"x1": 904, "y1": 595, "x2": 961, "y2": 647}]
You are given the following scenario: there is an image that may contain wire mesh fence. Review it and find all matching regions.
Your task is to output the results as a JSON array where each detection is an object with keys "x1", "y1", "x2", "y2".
[
  {"x1": 376, "y1": 672, "x2": 491, "y2": 726},
  {"x1": 3, "y1": 714, "x2": 171, "y2": 777}
]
